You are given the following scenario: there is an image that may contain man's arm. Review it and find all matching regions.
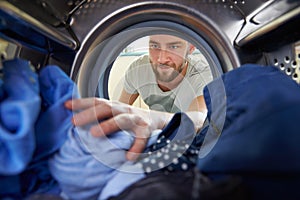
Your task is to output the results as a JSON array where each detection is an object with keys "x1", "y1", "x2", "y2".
[
  {"x1": 187, "y1": 95, "x2": 208, "y2": 132},
  {"x1": 188, "y1": 96, "x2": 207, "y2": 113},
  {"x1": 118, "y1": 88, "x2": 139, "y2": 105}
]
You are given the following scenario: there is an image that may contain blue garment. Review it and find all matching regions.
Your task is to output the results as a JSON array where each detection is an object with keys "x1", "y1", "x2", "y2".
[
  {"x1": 49, "y1": 126, "x2": 162, "y2": 200},
  {"x1": 197, "y1": 64, "x2": 300, "y2": 199},
  {"x1": 26, "y1": 65, "x2": 80, "y2": 195},
  {"x1": 34, "y1": 65, "x2": 79, "y2": 161},
  {"x1": 0, "y1": 59, "x2": 40, "y2": 175},
  {"x1": 0, "y1": 60, "x2": 78, "y2": 198}
]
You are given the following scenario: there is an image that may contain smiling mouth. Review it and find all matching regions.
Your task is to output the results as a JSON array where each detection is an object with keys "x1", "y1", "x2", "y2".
[{"x1": 158, "y1": 64, "x2": 172, "y2": 70}]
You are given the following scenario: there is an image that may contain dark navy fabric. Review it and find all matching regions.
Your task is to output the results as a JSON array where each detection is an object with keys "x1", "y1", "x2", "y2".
[
  {"x1": 197, "y1": 64, "x2": 300, "y2": 199},
  {"x1": 0, "y1": 79, "x2": 4, "y2": 101},
  {"x1": 0, "y1": 59, "x2": 77, "y2": 199},
  {"x1": 140, "y1": 112, "x2": 205, "y2": 173}
]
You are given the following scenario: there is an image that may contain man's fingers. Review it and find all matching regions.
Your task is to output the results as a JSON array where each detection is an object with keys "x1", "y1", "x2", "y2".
[
  {"x1": 89, "y1": 117, "x2": 121, "y2": 137},
  {"x1": 66, "y1": 98, "x2": 153, "y2": 161},
  {"x1": 89, "y1": 113, "x2": 151, "y2": 160},
  {"x1": 90, "y1": 113, "x2": 149, "y2": 135},
  {"x1": 66, "y1": 98, "x2": 133, "y2": 127},
  {"x1": 126, "y1": 138, "x2": 148, "y2": 161},
  {"x1": 65, "y1": 98, "x2": 109, "y2": 110},
  {"x1": 71, "y1": 102, "x2": 114, "y2": 126},
  {"x1": 90, "y1": 118, "x2": 148, "y2": 161}
]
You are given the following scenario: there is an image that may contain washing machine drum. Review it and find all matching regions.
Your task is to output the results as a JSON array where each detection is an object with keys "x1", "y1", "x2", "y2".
[{"x1": 69, "y1": 1, "x2": 242, "y2": 98}]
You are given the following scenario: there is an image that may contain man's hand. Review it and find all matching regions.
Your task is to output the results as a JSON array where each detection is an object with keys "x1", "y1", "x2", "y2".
[{"x1": 65, "y1": 97, "x2": 172, "y2": 160}]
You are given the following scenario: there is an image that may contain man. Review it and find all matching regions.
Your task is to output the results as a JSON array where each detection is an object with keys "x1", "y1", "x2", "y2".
[
  {"x1": 64, "y1": 35, "x2": 211, "y2": 161},
  {"x1": 119, "y1": 34, "x2": 212, "y2": 113}
]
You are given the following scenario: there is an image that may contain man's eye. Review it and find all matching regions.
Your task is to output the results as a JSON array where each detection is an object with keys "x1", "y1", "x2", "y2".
[
  {"x1": 169, "y1": 45, "x2": 180, "y2": 49},
  {"x1": 150, "y1": 44, "x2": 160, "y2": 49}
]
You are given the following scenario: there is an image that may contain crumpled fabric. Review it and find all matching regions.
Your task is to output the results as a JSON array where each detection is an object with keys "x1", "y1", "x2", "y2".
[
  {"x1": 33, "y1": 65, "x2": 79, "y2": 161},
  {"x1": 0, "y1": 59, "x2": 41, "y2": 175},
  {"x1": 0, "y1": 58, "x2": 159, "y2": 200},
  {"x1": 137, "y1": 112, "x2": 201, "y2": 174},
  {"x1": 49, "y1": 126, "x2": 146, "y2": 200},
  {"x1": 27, "y1": 65, "x2": 80, "y2": 195},
  {"x1": 0, "y1": 59, "x2": 78, "y2": 198},
  {"x1": 197, "y1": 64, "x2": 300, "y2": 199}
]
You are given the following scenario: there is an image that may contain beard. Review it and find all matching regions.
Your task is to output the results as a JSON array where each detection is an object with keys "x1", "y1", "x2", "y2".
[{"x1": 152, "y1": 62, "x2": 186, "y2": 82}]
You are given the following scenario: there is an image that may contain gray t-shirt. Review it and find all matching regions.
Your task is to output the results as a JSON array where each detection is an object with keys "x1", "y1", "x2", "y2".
[{"x1": 124, "y1": 54, "x2": 213, "y2": 113}]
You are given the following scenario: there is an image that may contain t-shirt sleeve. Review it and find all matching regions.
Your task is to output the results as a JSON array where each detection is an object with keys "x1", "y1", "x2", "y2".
[
  {"x1": 188, "y1": 55, "x2": 213, "y2": 97},
  {"x1": 123, "y1": 59, "x2": 139, "y2": 94},
  {"x1": 197, "y1": 65, "x2": 213, "y2": 96}
]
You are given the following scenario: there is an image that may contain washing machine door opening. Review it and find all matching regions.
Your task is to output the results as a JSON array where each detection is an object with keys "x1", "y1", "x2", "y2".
[{"x1": 72, "y1": 3, "x2": 240, "y2": 100}]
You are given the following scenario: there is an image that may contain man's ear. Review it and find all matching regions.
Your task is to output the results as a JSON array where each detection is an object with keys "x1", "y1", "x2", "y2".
[{"x1": 188, "y1": 44, "x2": 196, "y2": 54}]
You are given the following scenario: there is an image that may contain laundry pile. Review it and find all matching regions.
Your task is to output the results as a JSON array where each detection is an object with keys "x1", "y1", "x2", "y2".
[
  {"x1": 0, "y1": 59, "x2": 147, "y2": 199},
  {"x1": 1, "y1": 59, "x2": 300, "y2": 200},
  {"x1": 0, "y1": 59, "x2": 78, "y2": 198}
]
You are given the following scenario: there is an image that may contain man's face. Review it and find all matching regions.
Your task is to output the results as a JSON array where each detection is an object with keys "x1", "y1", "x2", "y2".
[{"x1": 149, "y1": 35, "x2": 195, "y2": 82}]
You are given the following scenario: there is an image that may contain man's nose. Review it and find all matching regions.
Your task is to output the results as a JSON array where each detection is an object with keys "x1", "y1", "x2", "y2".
[{"x1": 157, "y1": 49, "x2": 170, "y2": 63}]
